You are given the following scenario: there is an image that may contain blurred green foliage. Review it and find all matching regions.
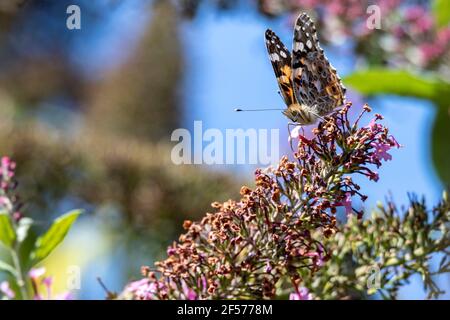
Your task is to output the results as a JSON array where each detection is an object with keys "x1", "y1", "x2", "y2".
[
  {"x1": 301, "y1": 193, "x2": 450, "y2": 300},
  {"x1": 433, "y1": 0, "x2": 450, "y2": 28},
  {"x1": 0, "y1": 0, "x2": 242, "y2": 267},
  {"x1": 345, "y1": 69, "x2": 450, "y2": 183}
]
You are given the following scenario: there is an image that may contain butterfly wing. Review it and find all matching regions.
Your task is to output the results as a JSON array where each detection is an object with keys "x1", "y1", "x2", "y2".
[
  {"x1": 292, "y1": 13, "x2": 346, "y2": 115},
  {"x1": 265, "y1": 29, "x2": 296, "y2": 107}
]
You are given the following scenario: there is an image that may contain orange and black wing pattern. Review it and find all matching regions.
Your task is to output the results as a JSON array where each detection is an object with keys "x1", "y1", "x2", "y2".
[{"x1": 265, "y1": 29, "x2": 296, "y2": 107}]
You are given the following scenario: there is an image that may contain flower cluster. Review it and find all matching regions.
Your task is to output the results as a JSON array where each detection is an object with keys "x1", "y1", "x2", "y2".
[
  {"x1": 259, "y1": 0, "x2": 450, "y2": 73},
  {"x1": 0, "y1": 156, "x2": 22, "y2": 222},
  {"x1": 121, "y1": 103, "x2": 400, "y2": 299}
]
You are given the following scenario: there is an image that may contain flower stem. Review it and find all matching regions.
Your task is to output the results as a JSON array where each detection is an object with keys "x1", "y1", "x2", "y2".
[{"x1": 10, "y1": 246, "x2": 29, "y2": 300}]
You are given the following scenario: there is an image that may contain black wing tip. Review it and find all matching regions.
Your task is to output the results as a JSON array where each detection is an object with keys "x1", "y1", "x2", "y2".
[
  {"x1": 296, "y1": 12, "x2": 315, "y2": 25},
  {"x1": 298, "y1": 12, "x2": 312, "y2": 20},
  {"x1": 295, "y1": 12, "x2": 317, "y2": 33}
]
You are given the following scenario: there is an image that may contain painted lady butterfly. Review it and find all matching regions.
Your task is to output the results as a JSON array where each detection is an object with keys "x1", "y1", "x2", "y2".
[{"x1": 265, "y1": 13, "x2": 346, "y2": 124}]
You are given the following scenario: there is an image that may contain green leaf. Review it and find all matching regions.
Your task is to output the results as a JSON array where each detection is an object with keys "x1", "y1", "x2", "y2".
[
  {"x1": 343, "y1": 69, "x2": 450, "y2": 103},
  {"x1": 0, "y1": 260, "x2": 17, "y2": 277},
  {"x1": 433, "y1": 0, "x2": 450, "y2": 28},
  {"x1": 0, "y1": 212, "x2": 16, "y2": 248},
  {"x1": 30, "y1": 209, "x2": 82, "y2": 265},
  {"x1": 432, "y1": 105, "x2": 450, "y2": 184}
]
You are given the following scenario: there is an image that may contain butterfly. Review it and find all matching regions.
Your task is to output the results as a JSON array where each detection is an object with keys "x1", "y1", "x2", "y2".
[{"x1": 265, "y1": 12, "x2": 346, "y2": 125}]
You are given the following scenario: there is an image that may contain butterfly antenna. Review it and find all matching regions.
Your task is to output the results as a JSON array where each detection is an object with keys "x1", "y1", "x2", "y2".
[
  {"x1": 234, "y1": 108, "x2": 284, "y2": 112},
  {"x1": 97, "y1": 277, "x2": 118, "y2": 300}
]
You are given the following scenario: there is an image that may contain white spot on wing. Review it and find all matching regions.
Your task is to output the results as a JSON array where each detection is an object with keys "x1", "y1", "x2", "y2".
[{"x1": 306, "y1": 40, "x2": 312, "y2": 49}]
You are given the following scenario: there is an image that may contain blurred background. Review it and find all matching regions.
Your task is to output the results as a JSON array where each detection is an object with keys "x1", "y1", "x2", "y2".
[{"x1": 0, "y1": 0, "x2": 448, "y2": 299}]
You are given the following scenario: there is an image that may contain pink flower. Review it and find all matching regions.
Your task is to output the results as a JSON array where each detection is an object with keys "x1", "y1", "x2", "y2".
[
  {"x1": 0, "y1": 281, "x2": 15, "y2": 299},
  {"x1": 305, "y1": 250, "x2": 325, "y2": 267},
  {"x1": 181, "y1": 281, "x2": 198, "y2": 300},
  {"x1": 183, "y1": 286, "x2": 197, "y2": 300},
  {"x1": 414, "y1": 15, "x2": 433, "y2": 33},
  {"x1": 167, "y1": 247, "x2": 176, "y2": 255},
  {"x1": 367, "y1": 118, "x2": 382, "y2": 132},
  {"x1": 265, "y1": 261, "x2": 272, "y2": 273},
  {"x1": 126, "y1": 278, "x2": 166, "y2": 300},
  {"x1": 29, "y1": 267, "x2": 46, "y2": 280},
  {"x1": 1, "y1": 156, "x2": 16, "y2": 180},
  {"x1": 419, "y1": 37, "x2": 447, "y2": 65},
  {"x1": 125, "y1": 278, "x2": 150, "y2": 293},
  {"x1": 54, "y1": 292, "x2": 73, "y2": 300},
  {"x1": 42, "y1": 276, "x2": 53, "y2": 299},
  {"x1": 1, "y1": 156, "x2": 11, "y2": 169},
  {"x1": 404, "y1": 5, "x2": 426, "y2": 21},
  {"x1": 337, "y1": 192, "x2": 353, "y2": 216},
  {"x1": 290, "y1": 287, "x2": 312, "y2": 300},
  {"x1": 327, "y1": 2, "x2": 344, "y2": 15},
  {"x1": 437, "y1": 28, "x2": 450, "y2": 45},
  {"x1": 389, "y1": 135, "x2": 401, "y2": 148},
  {"x1": 370, "y1": 142, "x2": 392, "y2": 162}
]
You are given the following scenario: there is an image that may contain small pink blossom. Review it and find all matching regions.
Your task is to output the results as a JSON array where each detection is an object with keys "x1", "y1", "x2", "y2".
[
  {"x1": 126, "y1": 278, "x2": 166, "y2": 300},
  {"x1": 54, "y1": 292, "x2": 73, "y2": 300},
  {"x1": 0, "y1": 281, "x2": 15, "y2": 299},
  {"x1": 29, "y1": 267, "x2": 46, "y2": 280},
  {"x1": 1, "y1": 156, "x2": 16, "y2": 181},
  {"x1": 265, "y1": 261, "x2": 273, "y2": 273},
  {"x1": 42, "y1": 276, "x2": 53, "y2": 299},
  {"x1": 367, "y1": 118, "x2": 382, "y2": 132},
  {"x1": 404, "y1": 5, "x2": 426, "y2": 21},
  {"x1": 1, "y1": 156, "x2": 11, "y2": 169},
  {"x1": 389, "y1": 135, "x2": 401, "y2": 148},
  {"x1": 305, "y1": 250, "x2": 325, "y2": 267},
  {"x1": 289, "y1": 287, "x2": 312, "y2": 300},
  {"x1": 167, "y1": 247, "x2": 176, "y2": 255},
  {"x1": 125, "y1": 278, "x2": 150, "y2": 293},
  {"x1": 182, "y1": 282, "x2": 198, "y2": 300},
  {"x1": 337, "y1": 192, "x2": 353, "y2": 216},
  {"x1": 370, "y1": 142, "x2": 393, "y2": 162},
  {"x1": 186, "y1": 289, "x2": 197, "y2": 300},
  {"x1": 437, "y1": 28, "x2": 450, "y2": 45}
]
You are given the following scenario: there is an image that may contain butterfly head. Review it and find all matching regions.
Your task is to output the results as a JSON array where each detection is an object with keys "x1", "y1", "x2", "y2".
[{"x1": 283, "y1": 103, "x2": 317, "y2": 125}]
